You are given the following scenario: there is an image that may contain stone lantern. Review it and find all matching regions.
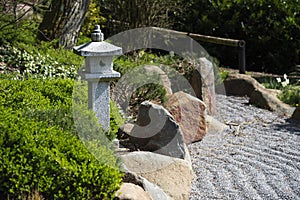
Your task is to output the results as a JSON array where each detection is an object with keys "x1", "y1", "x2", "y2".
[{"x1": 73, "y1": 25, "x2": 122, "y2": 131}]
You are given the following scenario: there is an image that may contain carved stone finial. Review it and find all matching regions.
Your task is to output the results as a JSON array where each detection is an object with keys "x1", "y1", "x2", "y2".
[{"x1": 91, "y1": 25, "x2": 104, "y2": 42}]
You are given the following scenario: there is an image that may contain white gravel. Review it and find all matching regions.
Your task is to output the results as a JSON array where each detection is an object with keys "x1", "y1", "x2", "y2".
[{"x1": 189, "y1": 95, "x2": 300, "y2": 200}]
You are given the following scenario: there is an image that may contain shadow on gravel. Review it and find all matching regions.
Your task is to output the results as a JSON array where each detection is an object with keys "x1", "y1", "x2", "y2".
[{"x1": 273, "y1": 119, "x2": 300, "y2": 136}]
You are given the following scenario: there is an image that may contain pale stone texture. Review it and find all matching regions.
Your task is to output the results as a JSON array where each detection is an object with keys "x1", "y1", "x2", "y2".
[
  {"x1": 122, "y1": 171, "x2": 172, "y2": 200},
  {"x1": 205, "y1": 115, "x2": 228, "y2": 134},
  {"x1": 121, "y1": 151, "x2": 194, "y2": 200},
  {"x1": 115, "y1": 183, "x2": 153, "y2": 200},
  {"x1": 91, "y1": 82, "x2": 110, "y2": 130},
  {"x1": 190, "y1": 57, "x2": 217, "y2": 115},
  {"x1": 164, "y1": 91, "x2": 207, "y2": 144}
]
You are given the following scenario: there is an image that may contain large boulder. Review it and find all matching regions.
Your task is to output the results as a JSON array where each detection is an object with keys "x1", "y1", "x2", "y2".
[
  {"x1": 125, "y1": 101, "x2": 186, "y2": 159},
  {"x1": 164, "y1": 91, "x2": 207, "y2": 144},
  {"x1": 119, "y1": 123, "x2": 191, "y2": 164},
  {"x1": 190, "y1": 57, "x2": 217, "y2": 115},
  {"x1": 115, "y1": 183, "x2": 153, "y2": 200},
  {"x1": 121, "y1": 151, "x2": 194, "y2": 200},
  {"x1": 249, "y1": 87, "x2": 295, "y2": 116},
  {"x1": 223, "y1": 73, "x2": 262, "y2": 96},
  {"x1": 224, "y1": 73, "x2": 295, "y2": 116}
]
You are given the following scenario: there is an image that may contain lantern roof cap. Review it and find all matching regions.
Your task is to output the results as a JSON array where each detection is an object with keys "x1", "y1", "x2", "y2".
[
  {"x1": 73, "y1": 41, "x2": 122, "y2": 57},
  {"x1": 73, "y1": 25, "x2": 122, "y2": 57}
]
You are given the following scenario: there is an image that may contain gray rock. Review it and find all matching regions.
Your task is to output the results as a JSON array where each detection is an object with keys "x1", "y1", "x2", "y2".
[
  {"x1": 249, "y1": 88, "x2": 295, "y2": 116},
  {"x1": 128, "y1": 101, "x2": 186, "y2": 159},
  {"x1": 223, "y1": 73, "x2": 261, "y2": 96}
]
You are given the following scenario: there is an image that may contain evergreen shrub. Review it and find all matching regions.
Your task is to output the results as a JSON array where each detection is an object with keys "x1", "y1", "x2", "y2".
[{"x1": 0, "y1": 78, "x2": 123, "y2": 199}]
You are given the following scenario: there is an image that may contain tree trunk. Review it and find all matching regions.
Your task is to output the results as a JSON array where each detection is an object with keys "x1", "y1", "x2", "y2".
[{"x1": 37, "y1": 0, "x2": 90, "y2": 49}]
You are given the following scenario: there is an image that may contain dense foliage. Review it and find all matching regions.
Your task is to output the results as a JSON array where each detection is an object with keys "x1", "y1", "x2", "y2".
[
  {"x1": 278, "y1": 85, "x2": 300, "y2": 107},
  {"x1": 180, "y1": 0, "x2": 300, "y2": 74},
  {"x1": 99, "y1": 0, "x2": 186, "y2": 36},
  {"x1": 1, "y1": 0, "x2": 299, "y2": 74},
  {"x1": 0, "y1": 16, "x2": 83, "y2": 79},
  {"x1": 0, "y1": 4, "x2": 298, "y2": 199},
  {"x1": 99, "y1": 0, "x2": 299, "y2": 74},
  {"x1": 0, "y1": 78, "x2": 123, "y2": 199}
]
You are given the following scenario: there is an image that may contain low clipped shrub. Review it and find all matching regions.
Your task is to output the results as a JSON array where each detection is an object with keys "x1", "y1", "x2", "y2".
[
  {"x1": 278, "y1": 85, "x2": 300, "y2": 107},
  {"x1": 0, "y1": 107, "x2": 122, "y2": 199},
  {"x1": 0, "y1": 78, "x2": 124, "y2": 199}
]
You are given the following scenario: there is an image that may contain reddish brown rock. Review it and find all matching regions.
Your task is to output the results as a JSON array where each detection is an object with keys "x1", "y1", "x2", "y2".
[{"x1": 164, "y1": 91, "x2": 207, "y2": 144}]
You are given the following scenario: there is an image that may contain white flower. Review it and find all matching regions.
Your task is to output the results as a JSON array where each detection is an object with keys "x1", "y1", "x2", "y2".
[
  {"x1": 280, "y1": 74, "x2": 289, "y2": 87},
  {"x1": 276, "y1": 77, "x2": 282, "y2": 83},
  {"x1": 169, "y1": 51, "x2": 175, "y2": 57},
  {"x1": 281, "y1": 81, "x2": 288, "y2": 87},
  {"x1": 286, "y1": 79, "x2": 290, "y2": 85}
]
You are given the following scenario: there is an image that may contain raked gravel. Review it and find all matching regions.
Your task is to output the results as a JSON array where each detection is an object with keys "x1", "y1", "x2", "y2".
[{"x1": 188, "y1": 95, "x2": 300, "y2": 200}]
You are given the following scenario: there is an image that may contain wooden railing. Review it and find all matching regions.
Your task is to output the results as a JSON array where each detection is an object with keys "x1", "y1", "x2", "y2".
[{"x1": 152, "y1": 27, "x2": 246, "y2": 74}]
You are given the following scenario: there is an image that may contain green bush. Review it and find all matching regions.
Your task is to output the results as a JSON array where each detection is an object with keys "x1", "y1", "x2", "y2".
[
  {"x1": 0, "y1": 16, "x2": 39, "y2": 46},
  {"x1": 0, "y1": 107, "x2": 122, "y2": 199},
  {"x1": 0, "y1": 14, "x2": 83, "y2": 79},
  {"x1": 0, "y1": 78, "x2": 123, "y2": 199},
  {"x1": 278, "y1": 85, "x2": 300, "y2": 107},
  {"x1": 182, "y1": 0, "x2": 300, "y2": 74}
]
